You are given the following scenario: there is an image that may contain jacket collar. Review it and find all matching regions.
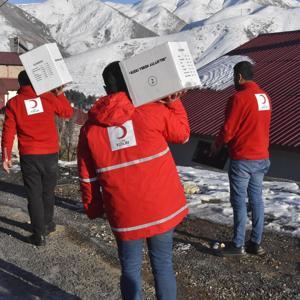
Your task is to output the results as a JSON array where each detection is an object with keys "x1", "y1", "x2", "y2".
[
  {"x1": 88, "y1": 92, "x2": 135, "y2": 127},
  {"x1": 18, "y1": 86, "x2": 37, "y2": 97},
  {"x1": 240, "y1": 81, "x2": 259, "y2": 90}
]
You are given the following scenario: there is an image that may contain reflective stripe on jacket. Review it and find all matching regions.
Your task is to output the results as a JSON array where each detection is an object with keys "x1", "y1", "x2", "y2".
[{"x1": 77, "y1": 92, "x2": 190, "y2": 240}]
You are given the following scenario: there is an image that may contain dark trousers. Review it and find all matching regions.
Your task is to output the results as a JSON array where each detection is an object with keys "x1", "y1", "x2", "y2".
[{"x1": 20, "y1": 153, "x2": 58, "y2": 235}]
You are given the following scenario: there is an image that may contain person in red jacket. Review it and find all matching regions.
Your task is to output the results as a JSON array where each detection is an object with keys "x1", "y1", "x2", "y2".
[
  {"x1": 212, "y1": 61, "x2": 271, "y2": 256},
  {"x1": 1, "y1": 70, "x2": 73, "y2": 246},
  {"x1": 77, "y1": 61, "x2": 190, "y2": 300}
]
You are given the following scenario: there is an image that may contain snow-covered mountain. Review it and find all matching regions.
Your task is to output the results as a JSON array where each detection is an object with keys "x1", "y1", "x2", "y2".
[
  {"x1": 106, "y1": 1, "x2": 187, "y2": 35},
  {"x1": 107, "y1": 0, "x2": 222, "y2": 24},
  {"x1": 19, "y1": 0, "x2": 157, "y2": 55},
  {"x1": 1, "y1": 0, "x2": 300, "y2": 97},
  {"x1": 65, "y1": 1, "x2": 300, "y2": 96},
  {"x1": 0, "y1": 2, "x2": 56, "y2": 52},
  {"x1": 109, "y1": 0, "x2": 300, "y2": 24}
]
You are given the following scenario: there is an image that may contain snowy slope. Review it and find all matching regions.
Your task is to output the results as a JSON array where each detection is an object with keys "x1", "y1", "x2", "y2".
[
  {"x1": 178, "y1": 166, "x2": 300, "y2": 238},
  {"x1": 106, "y1": 1, "x2": 187, "y2": 35},
  {"x1": 128, "y1": 5, "x2": 187, "y2": 35},
  {"x1": 191, "y1": 5, "x2": 300, "y2": 67},
  {"x1": 110, "y1": 0, "x2": 300, "y2": 24},
  {"x1": 1, "y1": 0, "x2": 300, "y2": 97},
  {"x1": 65, "y1": 4, "x2": 300, "y2": 96},
  {"x1": 19, "y1": 0, "x2": 157, "y2": 55},
  {"x1": 0, "y1": 2, "x2": 56, "y2": 52},
  {"x1": 108, "y1": 0, "x2": 235, "y2": 24}
]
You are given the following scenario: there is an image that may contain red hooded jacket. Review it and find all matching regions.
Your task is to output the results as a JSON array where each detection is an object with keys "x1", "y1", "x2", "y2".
[
  {"x1": 77, "y1": 92, "x2": 190, "y2": 240},
  {"x1": 216, "y1": 82, "x2": 271, "y2": 160},
  {"x1": 1, "y1": 86, "x2": 73, "y2": 161}
]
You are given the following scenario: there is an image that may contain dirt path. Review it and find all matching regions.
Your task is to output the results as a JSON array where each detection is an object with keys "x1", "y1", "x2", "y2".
[{"x1": 0, "y1": 169, "x2": 299, "y2": 299}]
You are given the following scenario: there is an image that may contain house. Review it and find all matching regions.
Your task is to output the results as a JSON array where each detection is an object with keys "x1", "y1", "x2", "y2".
[
  {"x1": 172, "y1": 30, "x2": 300, "y2": 181},
  {"x1": 0, "y1": 52, "x2": 23, "y2": 109}
]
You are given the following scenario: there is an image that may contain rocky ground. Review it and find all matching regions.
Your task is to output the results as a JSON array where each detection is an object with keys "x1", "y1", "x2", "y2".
[{"x1": 0, "y1": 166, "x2": 299, "y2": 300}]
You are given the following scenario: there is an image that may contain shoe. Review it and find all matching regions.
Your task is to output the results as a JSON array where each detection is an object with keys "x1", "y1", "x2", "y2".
[
  {"x1": 45, "y1": 222, "x2": 56, "y2": 235},
  {"x1": 27, "y1": 234, "x2": 46, "y2": 246},
  {"x1": 246, "y1": 240, "x2": 266, "y2": 256},
  {"x1": 220, "y1": 242, "x2": 246, "y2": 257}
]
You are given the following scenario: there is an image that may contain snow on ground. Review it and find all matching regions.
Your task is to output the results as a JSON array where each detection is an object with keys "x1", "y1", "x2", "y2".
[
  {"x1": 58, "y1": 160, "x2": 77, "y2": 167},
  {"x1": 57, "y1": 161, "x2": 300, "y2": 238},
  {"x1": 8, "y1": 160, "x2": 300, "y2": 238},
  {"x1": 178, "y1": 166, "x2": 300, "y2": 238}
]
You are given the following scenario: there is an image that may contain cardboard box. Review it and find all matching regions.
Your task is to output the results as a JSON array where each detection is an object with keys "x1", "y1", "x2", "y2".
[
  {"x1": 192, "y1": 140, "x2": 228, "y2": 170},
  {"x1": 120, "y1": 42, "x2": 201, "y2": 107},
  {"x1": 19, "y1": 43, "x2": 72, "y2": 95}
]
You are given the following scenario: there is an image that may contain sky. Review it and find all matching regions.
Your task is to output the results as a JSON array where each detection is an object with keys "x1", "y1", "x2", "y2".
[{"x1": 7, "y1": 0, "x2": 137, "y2": 3}]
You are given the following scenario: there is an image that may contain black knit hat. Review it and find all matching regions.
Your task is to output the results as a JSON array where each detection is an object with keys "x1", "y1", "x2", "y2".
[
  {"x1": 102, "y1": 61, "x2": 129, "y2": 96},
  {"x1": 18, "y1": 70, "x2": 32, "y2": 87}
]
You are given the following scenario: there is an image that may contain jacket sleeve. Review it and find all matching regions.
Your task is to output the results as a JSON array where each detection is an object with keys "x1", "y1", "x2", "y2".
[
  {"x1": 53, "y1": 93, "x2": 74, "y2": 119},
  {"x1": 1, "y1": 102, "x2": 17, "y2": 161},
  {"x1": 215, "y1": 94, "x2": 245, "y2": 147},
  {"x1": 162, "y1": 99, "x2": 190, "y2": 144},
  {"x1": 77, "y1": 125, "x2": 104, "y2": 219}
]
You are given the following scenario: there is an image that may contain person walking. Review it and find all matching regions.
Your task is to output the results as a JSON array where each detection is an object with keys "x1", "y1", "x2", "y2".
[
  {"x1": 211, "y1": 61, "x2": 271, "y2": 256},
  {"x1": 77, "y1": 61, "x2": 190, "y2": 300},
  {"x1": 1, "y1": 70, "x2": 73, "y2": 246}
]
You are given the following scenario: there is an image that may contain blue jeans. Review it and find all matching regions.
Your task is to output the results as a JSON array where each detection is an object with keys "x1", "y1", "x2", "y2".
[
  {"x1": 116, "y1": 229, "x2": 176, "y2": 300},
  {"x1": 229, "y1": 159, "x2": 270, "y2": 247}
]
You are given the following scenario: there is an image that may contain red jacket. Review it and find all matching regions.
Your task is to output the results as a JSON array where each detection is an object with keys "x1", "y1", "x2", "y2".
[
  {"x1": 1, "y1": 86, "x2": 73, "y2": 161},
  {"x1": 77, "y1": 92, "x2": 190, "y2": 240},
  {"x1": 216, "y1": 82, "x2": 271, "y2": 160}
]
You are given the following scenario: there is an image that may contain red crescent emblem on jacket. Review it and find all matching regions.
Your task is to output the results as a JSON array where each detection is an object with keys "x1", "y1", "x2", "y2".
[
  {"x1": 261, "y1": 94, "x2": 267, "y2": 104},
  {"x1": 117, "y1": 125, "x2": 127, "y2": 139},
  {"x1": 30, "y1": 99, "x2": 38, "y2": 108}
]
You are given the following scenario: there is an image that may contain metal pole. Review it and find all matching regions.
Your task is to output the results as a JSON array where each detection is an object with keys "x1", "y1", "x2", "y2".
[{"x1": 0, "y1": 0, "x2": 8, "y2": 8}]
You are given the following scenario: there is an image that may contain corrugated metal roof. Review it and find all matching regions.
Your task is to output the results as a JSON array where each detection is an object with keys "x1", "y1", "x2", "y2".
[
  {"x1": 0, "y1": 52, "x2": 22, "y2": 66},
  {"x1": 0, "y1": 78, "x2": 19, "y2": 94},
  {"x1": 182, "y1": 30, "x2": 300, "y2": 150}
]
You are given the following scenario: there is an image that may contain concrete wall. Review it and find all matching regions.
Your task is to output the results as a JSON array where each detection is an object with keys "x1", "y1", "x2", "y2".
[
  {"x1": 268, "y1": 149, "x2": 300, "y2": 181},
  {"x1": 169, "y1": 136, "x2": 200, "y2": 166},
  {"x1": 0, "y1": 65, "x2": 23, "y2": 79},
  {"x1": 170, "y1": 137, "x2": 300, "y2": 181}
]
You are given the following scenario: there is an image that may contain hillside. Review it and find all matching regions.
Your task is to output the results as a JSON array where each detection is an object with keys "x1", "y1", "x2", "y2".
[{"x1": 0, "y1": 0, "x2": 300, "y2": 96}]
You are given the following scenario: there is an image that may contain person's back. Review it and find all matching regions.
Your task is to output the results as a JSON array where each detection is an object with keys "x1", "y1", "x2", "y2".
[
  {"x1": 213, "y1": 61, "x2": 271, "y2": 257},
  {"x1": 2, "y1": 77, "x2": 73, "y2": 161},
  {"x1": 79, "y1": 90, "x2": 189, "y2": 240},
  {"x1": 1, "y1": 70, "x2": 73, "y2": 246},
  {"x1": 224, "y1": 81, "x2": 271, "y2": 160},
  {"x1": 77, "y1": 61, "x2": 190, "y2": 299}
]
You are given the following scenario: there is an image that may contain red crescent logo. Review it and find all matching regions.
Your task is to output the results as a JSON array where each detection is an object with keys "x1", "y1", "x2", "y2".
[
  {"x1": 30, "y1": 99, "x2": 38, "y2": 108},
  {"x1": 261, "y1": 94, "x2": 267, "y2": 104},
  {"x1": 117, "y1": 125, "x2": 127, "y2": 139}
]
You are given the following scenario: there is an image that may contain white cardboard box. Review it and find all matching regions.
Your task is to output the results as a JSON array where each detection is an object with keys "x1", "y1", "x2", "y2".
[
  {"x1": 19, "y1": 43, "x2": 72, "y2": 95},
  {"x1": 120, "y1": 41, "x2": 201, "y2": 107}
]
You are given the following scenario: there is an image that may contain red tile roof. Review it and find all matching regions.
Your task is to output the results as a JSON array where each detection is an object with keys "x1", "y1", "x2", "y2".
[
  {"x1": 0, "y1": 52, "x2": 22, "y2": 66},
  {"x1": 182, "y1": 30, "x2": 300, "y2": 151}
]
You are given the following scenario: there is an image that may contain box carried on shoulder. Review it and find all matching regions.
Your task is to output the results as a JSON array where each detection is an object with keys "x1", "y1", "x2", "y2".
[
  {"x1": 120, "y1": 42, "x2": 201, "y2": 107},
  {"x1": 20, "y1": 43, "x2": 72, "y2": 95}
]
